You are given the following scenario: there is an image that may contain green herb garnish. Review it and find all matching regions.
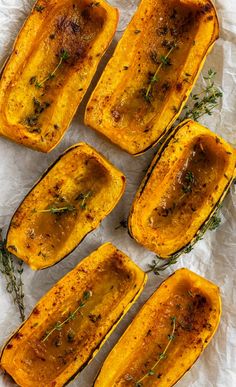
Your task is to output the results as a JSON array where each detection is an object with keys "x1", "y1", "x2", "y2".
[
  {"x1": 135, "y1": 317, "x2": 176, "y2": 386},
  {"x1": 182, "y1": 170, "x2": 195, "y2": 194},
  {"x1": 42, "y1": 290, "x2": 92, "y2": 342},
  {"x1": 76, "y1": 191, "x2": 93, "y2": 209},
  {"x1": 145, "y1": 44, "x2": 177, "y2": 102},
  {"x1": 148, "y1": 207, "x2": 222, "y2": 275},
  {"x1": 35, "y1": 5, "x2": 45, "y2": 13},
  {"x1": 37, "y1": 204, "x2": 76, "y2": 214},
  {"x1": 23, "y1": 97, "x2": 51, "y2": 133},
  {"x1": 31, "y1": 49, "x2": 69, "y2": 89},
  {"x1": 147, "y1": 70, "x2": 223, "y2": 275},
  {"x1": 159, "y1": 55, "x2": 172, "y2": 66},
  {"x1": 0, "y1": 232, "x2": 25, "y2": 322},
  {"x1": 208, "y1": 213, "x2": 221, "y2": 231},
  {"x1": 147, "y1": 255, "x2": 179, "y2": 275},
  {"x1": 179, "y1": 69, "x2": 223, "y2": 122}
]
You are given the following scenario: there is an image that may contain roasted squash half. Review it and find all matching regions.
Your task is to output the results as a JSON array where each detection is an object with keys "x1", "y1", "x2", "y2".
[
  {"x1": 6, "y1": 143, "x2": 125, "y2": 270},
  {"x1": 0, "y1": 0, "x2": 118, "y2": 152},
  {"x1": 0, "y1": 243, "x2": 147, "y2": 387},
  {"x1": 85, "y1": 0, "x2": 219, "y2": 155},
  {"x1": 129, "y1": 120, "x2": 236, "y2": 258},
  {"x1": 94, "y1": 268, "x2": 221, "y2": 387}
]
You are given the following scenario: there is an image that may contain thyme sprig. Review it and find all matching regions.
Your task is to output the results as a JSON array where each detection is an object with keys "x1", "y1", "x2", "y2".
[
  {"x1": 181, "y1": 170, "x2": 195, "y2": 195},
  {"x1": 208, "y1": 212, "x2": 221, "y2": 231},
  {"x1": 30, "y1": 49, "x2": 69, "y2": 89},
  {"x1": 145, "y1": 43, "x2": 177, "y2": 102},
  {"x1": 0, "y1": 233, "x2": 25, "y2": 322},
  {"x1": 135, "y1": 317, "x2": 176, "y2": 386},
  {"x1": 37, "y1": 204, "x2": 76, "y2": 214},
  {"x1": 147, "y1": 256, "x2": 179, "y2": 276},
  {"x1": 42, "y1": 290, "x2": 92, "y2": 343},
  {"x1": 148, "y1": 69, "x2": 223, "y2": 275},
  {"x1": 180, "y1": 69, "x2": 223, "y2": 122},
  {"x1": 148, "y1": 207, "x2": 222, "y2": 275},
  {"x1": 76, "y1": 191, "x2": 93, "y2": 209}
]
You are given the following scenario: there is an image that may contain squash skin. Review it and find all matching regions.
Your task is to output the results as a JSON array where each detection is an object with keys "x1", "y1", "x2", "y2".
[
  {"x1": 0, "y1": 0, "x2": 118, "y2": 153},
  {"x1": 129, "y1": 120, "x2": 236, "y2": 258},
  {"x1": 6, "y1": 143, "x2": 126, "y2": 270},
  {"x1": 85, "y1": 0, "x2": 219, "y2": 155},
  {"x1": 94, "y1": 268, "x2": 221, "y2": 387},
  {"x1": 0, "y1": 243, "x2": 147, "y2": 387}
]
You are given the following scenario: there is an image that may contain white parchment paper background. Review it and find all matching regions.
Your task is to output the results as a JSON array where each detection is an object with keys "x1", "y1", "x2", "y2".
[{"x1": 0, "y1": 0, "x2": 236, "y2": 386}]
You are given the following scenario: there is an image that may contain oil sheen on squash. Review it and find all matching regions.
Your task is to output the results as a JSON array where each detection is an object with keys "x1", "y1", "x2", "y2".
[
  {"x1": 85, "y1": 0, "x2": 219, "y2": 155},
  {"x1": 0, "y1": 0, "x2": 118, "y2": 152},
  {"x1": 94, "y1": 268, "x2": 221, "y2": 387},
  {"x1": 0, "y1": 243, "x2": 147, "y2": 387},
  {"x1": 129, "y1": 120, "x2": 236, "y2": 258},
  {"x1": 6, "y1": 143, "x2": 126, "y2": 269}
]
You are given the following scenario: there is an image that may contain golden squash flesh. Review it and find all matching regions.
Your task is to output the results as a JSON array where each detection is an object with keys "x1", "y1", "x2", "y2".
[
  {"x1": 94, "y1": 268, "x2": 221, "y2": 387},
  {"x1": 129, "y1": 120, "x2": 236, "y2": 258},
  {"x1": 0, "y1": 243, "x2": 147, "y2": 387},
  {"x1": 6, "y1": 143, "x2": 125, "y2": 269},
  {"x1": 85, "y1": 0, "x2": 219, "y2": 155},
  {"x1": 0, "y1": 0, "x2": 118, "y2": 152}
]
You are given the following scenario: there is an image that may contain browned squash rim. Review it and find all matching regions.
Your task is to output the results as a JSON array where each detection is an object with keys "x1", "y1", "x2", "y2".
[
  {"x1": 85, "y1": 0, "x2": 219, "y2": 156},
  {"x1": 6, "y1": 143, "x2": 126, "y2": 270},
  {"x1": 93, "y1": 267, "x2": 222, "y2": 387},
  {"x1": 128, "y1": 119, "x2": 236, "y2": 258}
]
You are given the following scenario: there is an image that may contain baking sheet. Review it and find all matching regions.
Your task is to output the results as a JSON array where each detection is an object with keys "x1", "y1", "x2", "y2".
[{"x1": 0, "y1": 0, "x2": 236, "y2": 386}]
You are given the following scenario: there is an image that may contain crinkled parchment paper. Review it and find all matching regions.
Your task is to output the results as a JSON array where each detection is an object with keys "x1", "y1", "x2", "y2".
[{"x1": 0, "y1": 0, "x2": 236, "y2": 386}]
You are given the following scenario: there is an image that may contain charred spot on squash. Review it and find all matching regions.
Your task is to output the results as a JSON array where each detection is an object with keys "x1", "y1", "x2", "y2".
[
  {"x1": 32, "y1": 308, "x2": 40, "y2": 315},
  {"x1": 12, "y1": 332, "x2": 23, "y2": 340}
]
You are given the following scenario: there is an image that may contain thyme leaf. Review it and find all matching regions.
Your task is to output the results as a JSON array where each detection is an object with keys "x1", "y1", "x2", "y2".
[
  {"x1": 135, "y1": 317, "x2": 176, "y2": 386},
  {"x1": 37, "y1": 204, "x2": 76, "y2": 214},
  {"x1": 31, "y1": 49, "x2": 69, "y2": 89},
  {"x1": 35, "y1": 5, "x2": 45, "y2": 13},
  {"x1": 148, "y1": 207, "x2": 222, "y2": 275},
  {"x1": 181, "y1": 170, "x2": 195, "y2": 194},
  {"x1": 0, "y1": 231, "x2": 25, "y2": 322},
  {"x1": 207, "y1": 212, "x2": 221, "y2": 231},
  {"x1": 178, "y1": 69, "x2": 223, "y2": 122},
  {"x1": 76, "y1": 191, "x2": 93, "y2": 209},
  {"x1": 22, "y1": 97, "x2": 51, "y2": 133},
  {"x1": 41, "y1": 290, "x2": 92, "y2": 342},
  {"x1": 147, "y1": 256, "x2": 179, "y2": 275},
  {"x1": 145, "y1": 43, "x2": 177, "y2": 102},
  {"x1": 147, "y1": 69, "x2": 223, "y2": 275}
]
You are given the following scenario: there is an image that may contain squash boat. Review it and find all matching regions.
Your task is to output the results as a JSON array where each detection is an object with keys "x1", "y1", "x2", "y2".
[
  {"x1": 0, "y1": 243, "x2": 147, "y2": 387},
  {"x1": 6, "y1": 143, "x2": 125, "y2": 270},
  {"x1": 129, "y1": 120, "x2": 236, "y2": 258},
  {"x1": 0, "y1": 0, "x2": 118, "y2": 152},
  {"x1": 85, "y1": 0, "x2": 219, "y2": 155},
  {"x1": 94, "y1": 268, "x2": 221, "y2": 387}
]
